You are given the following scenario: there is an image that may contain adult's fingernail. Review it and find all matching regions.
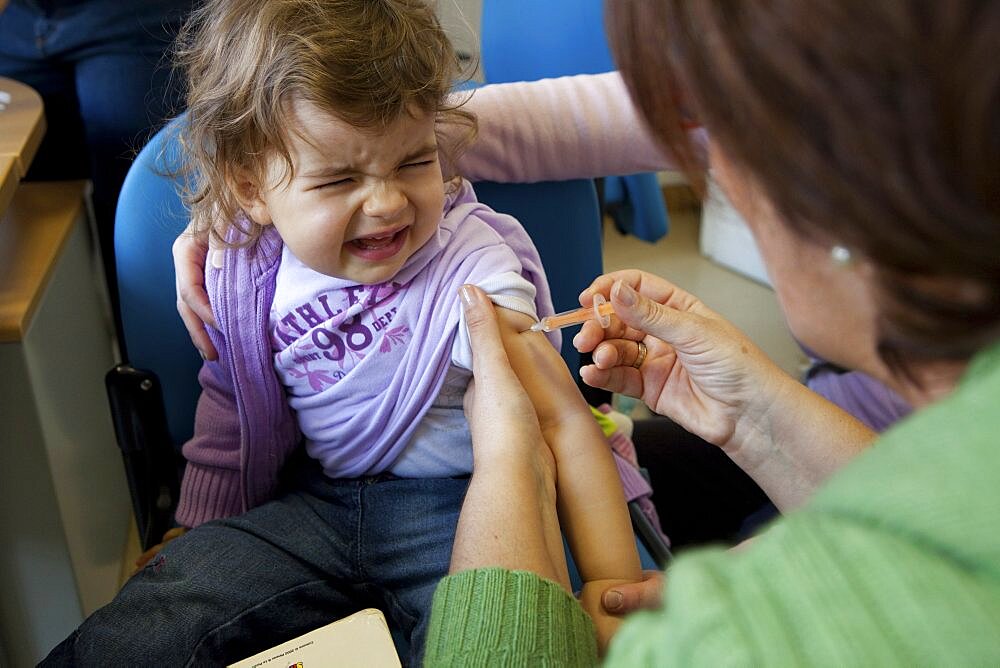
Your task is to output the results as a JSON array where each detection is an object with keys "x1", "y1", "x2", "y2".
[
  {"x1": 460, "y1": 284, "x2": 477, "y2": 309},
  {"x1": 613, "y1": 281, "x2": 637, "y2": 307},
  {"x1": 604, "y1": 589, "x2": 623, "y2": 611},
  {"x1": 198, "y1": 348, "x2": 207, "y2": 360}
]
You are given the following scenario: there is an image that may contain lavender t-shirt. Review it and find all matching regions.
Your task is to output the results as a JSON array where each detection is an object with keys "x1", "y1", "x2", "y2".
[{"x1": 268, "y1": 191, "x2": 543, "y2": 478}]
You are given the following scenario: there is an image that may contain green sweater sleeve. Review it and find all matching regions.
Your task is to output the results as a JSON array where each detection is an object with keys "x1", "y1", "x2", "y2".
[{"x1": 424, "y1": 568, "x2": 598, "y2": 667}]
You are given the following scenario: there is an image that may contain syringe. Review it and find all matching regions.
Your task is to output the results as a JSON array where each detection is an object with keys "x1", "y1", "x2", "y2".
[{"x1": 527, "y1": 294, "x2": 615, "y2": 333}]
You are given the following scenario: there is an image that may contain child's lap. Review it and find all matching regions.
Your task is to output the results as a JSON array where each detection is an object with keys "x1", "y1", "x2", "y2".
[
  {"x1": 110, "y1": 466, "x2": 470, "y2": 663},
  {"x1": 161, "y1": 466, "x2": 470, "y2": 604}
]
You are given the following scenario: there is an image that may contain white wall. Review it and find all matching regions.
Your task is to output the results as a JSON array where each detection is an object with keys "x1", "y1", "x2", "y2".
[{"x1": 436, "y1": 0, "x2": 483, "y2": 80}]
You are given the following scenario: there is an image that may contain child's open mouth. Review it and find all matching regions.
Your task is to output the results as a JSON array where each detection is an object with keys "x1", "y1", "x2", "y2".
[{"x1": 348, "y1": 227, "x2": 408, "y2": 260}]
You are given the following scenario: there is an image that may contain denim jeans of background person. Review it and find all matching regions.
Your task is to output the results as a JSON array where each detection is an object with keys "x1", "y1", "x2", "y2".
[
  {"x1": 42, "y1": 451, "x2": 468, "y2": 666},
  {"x1": 0, "y1": 0, "x2": 191, "y2": 336}
]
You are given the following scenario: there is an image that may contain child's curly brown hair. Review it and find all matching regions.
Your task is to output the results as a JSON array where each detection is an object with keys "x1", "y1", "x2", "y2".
[{"x1": 172, "y1": 0, "x2": 476, "y2": 246}]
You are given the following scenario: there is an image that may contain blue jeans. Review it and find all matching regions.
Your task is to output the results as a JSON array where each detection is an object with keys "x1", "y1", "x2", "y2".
[
  {"x1": 41, "y1": 456, "x2": 469, "y2": 667},
  {"x1": 0, "y1": 0, "x2": 190, "y2": 323}
]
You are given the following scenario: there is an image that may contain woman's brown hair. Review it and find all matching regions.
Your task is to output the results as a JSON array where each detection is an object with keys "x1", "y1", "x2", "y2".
[
  {"x1": 172, "y1": 0, "x2": 476, "y2": 245},
  {"x1": 606, "y1": 0, "x2": 1000, "y2": 366}
]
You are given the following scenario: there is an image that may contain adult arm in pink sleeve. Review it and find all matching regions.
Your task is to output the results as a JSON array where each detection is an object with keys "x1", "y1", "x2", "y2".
[{"x1": 452, "y1": 72, "x2": 678, "y2": 183}]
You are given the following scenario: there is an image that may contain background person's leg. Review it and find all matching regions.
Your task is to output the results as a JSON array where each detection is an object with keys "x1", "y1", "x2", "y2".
[
  {"x1": 69, "y1": 0, "x2": 188, "y2": 323},
  {"x1": 0, "y1": 2, "x2": 90, "y2": 180},
  {"x1": 74, "y1": 46, "x2": 183, "y2": 323}
]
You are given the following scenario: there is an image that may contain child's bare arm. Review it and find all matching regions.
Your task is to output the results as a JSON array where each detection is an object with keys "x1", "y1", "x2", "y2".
[{"x1": 494, "y1": 306, "x2": 643, "y2": 647}]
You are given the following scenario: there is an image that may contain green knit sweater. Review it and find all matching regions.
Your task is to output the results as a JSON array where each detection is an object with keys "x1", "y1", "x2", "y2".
[{"x1": 424, "y1": 342, "x2": 1000, "y2": 666}]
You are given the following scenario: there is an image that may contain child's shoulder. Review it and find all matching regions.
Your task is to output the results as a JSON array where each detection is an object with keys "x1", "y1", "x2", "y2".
[
  {"x1": 444, "y1": 182, "x2": 530, "y2": 244},
  {"x1": 442, "y1": 207, "x2": 520, "y2": 263}
]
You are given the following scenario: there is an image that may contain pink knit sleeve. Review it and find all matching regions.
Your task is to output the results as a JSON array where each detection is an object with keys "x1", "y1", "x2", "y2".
[
  {"x1": 175, "y1": 359, "x2": 245, "y2": 527},
  {"x1": 452, "y1": 71, "x2": 677, "y2": 183}
]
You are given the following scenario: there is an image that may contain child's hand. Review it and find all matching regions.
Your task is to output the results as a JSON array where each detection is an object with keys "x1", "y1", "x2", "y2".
[{"x1": 132, "y1": 527, "x2": 188, "y2": 575}]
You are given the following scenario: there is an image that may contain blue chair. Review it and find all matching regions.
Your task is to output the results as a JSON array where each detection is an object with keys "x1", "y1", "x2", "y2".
[
  {"x1": 108, "y1": 116, "x2": 669, "y2": 575},
  {"x1": 474, "y1": 180, "x2": 603, "y2": 376},
  {"x1": 107, "y1": 119, "x2": 196, "y2": 550},
  {"x1": 479, "y1": 0, "x2": 671, "y2": 242}
]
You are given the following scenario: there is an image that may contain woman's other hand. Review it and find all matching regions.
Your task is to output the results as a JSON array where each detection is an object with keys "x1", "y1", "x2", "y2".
[
  {"x1": 576, "y1": 270, "x2": 791, "y2": 452},
  {"x1": 601, "y1": 569, "x2": 665, "y2": 615},
  {"x1": 461, "y1": 286, "x2": 552, "y2": 473},
  {"x1": 173, "y1": 224, "x2": 218, "y2": 361},
  {"x1": 453, "y1": 285, "x2": 566, "y2": 586}
]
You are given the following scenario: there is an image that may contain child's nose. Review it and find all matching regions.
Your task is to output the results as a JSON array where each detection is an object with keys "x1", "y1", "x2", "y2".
[{"x1": 362, "y1": 181, "x2": 407, "y2": 219}]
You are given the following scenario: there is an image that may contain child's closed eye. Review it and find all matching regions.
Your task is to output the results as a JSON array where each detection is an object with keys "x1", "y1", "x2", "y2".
[
  {"x1": 402, "y1": 159, "x2": 436, "y2": 169},
  {"x1": 315, "y1": 177, "x2": 354, "y2": 189}
]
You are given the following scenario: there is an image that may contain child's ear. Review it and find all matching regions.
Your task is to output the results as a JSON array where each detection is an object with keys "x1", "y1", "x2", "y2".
[{"x1": 231, "y1": 168, "x2": 273, "y2": 226}]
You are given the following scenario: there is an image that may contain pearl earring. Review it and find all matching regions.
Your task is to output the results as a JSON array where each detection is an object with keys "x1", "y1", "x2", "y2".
[{"x1": 830, "y1": 244, "x2": 853, "y2": 267}]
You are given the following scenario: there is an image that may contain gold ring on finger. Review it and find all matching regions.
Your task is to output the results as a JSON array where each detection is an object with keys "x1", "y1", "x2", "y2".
[{"x1": 632, "y1": 340, "x2": 647, "y2": 369}]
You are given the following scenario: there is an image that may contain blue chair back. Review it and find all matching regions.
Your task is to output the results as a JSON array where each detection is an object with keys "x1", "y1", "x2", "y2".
[
  {"x1": 473, "y1": 180, "x2": 602, "y2": 369},
  {"x1": 481, "y1": 0, "x2": 614, "y2": 82},
  {"x1": 479, "y1": 0, "x2": 670, "y2": 243},
  {"x1": 115, "y1": 117, "x2": 202, "y2": 445}
]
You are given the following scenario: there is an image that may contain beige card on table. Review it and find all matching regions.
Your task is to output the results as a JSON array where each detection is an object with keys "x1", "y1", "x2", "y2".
[{"x1": 227, "y1": 608, "x2": 401, "y2": 668}]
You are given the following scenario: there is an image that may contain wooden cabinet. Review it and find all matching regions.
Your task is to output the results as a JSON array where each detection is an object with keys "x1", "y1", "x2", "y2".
[{"x1": 0, "y1": 77, "x2": 130, "y2": 666}]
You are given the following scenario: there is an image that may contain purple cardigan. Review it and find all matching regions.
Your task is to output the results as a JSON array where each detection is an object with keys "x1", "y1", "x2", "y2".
[
  {"x1": 175, "y1": 182, "x2": 556, "y2": 527},
  {"x1": 175, "y1": 226, "x2": 296, "y2": 528}
]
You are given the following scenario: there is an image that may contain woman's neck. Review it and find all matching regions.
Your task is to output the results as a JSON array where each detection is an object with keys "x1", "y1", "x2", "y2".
[{"x1": 890, "y1": 359, "x2": 969, "y2": 410}]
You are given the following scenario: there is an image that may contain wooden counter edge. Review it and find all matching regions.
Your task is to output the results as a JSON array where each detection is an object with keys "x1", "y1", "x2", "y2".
[
  {"x1": 0, "y1": 76, "x2": 47, "y2": 175},
  {"x1": 0, "y1": 181, "x2": 89, "y2": 342},
  {"x1": 0, "y1": 156, "x2": 17, "y2": 217}
]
